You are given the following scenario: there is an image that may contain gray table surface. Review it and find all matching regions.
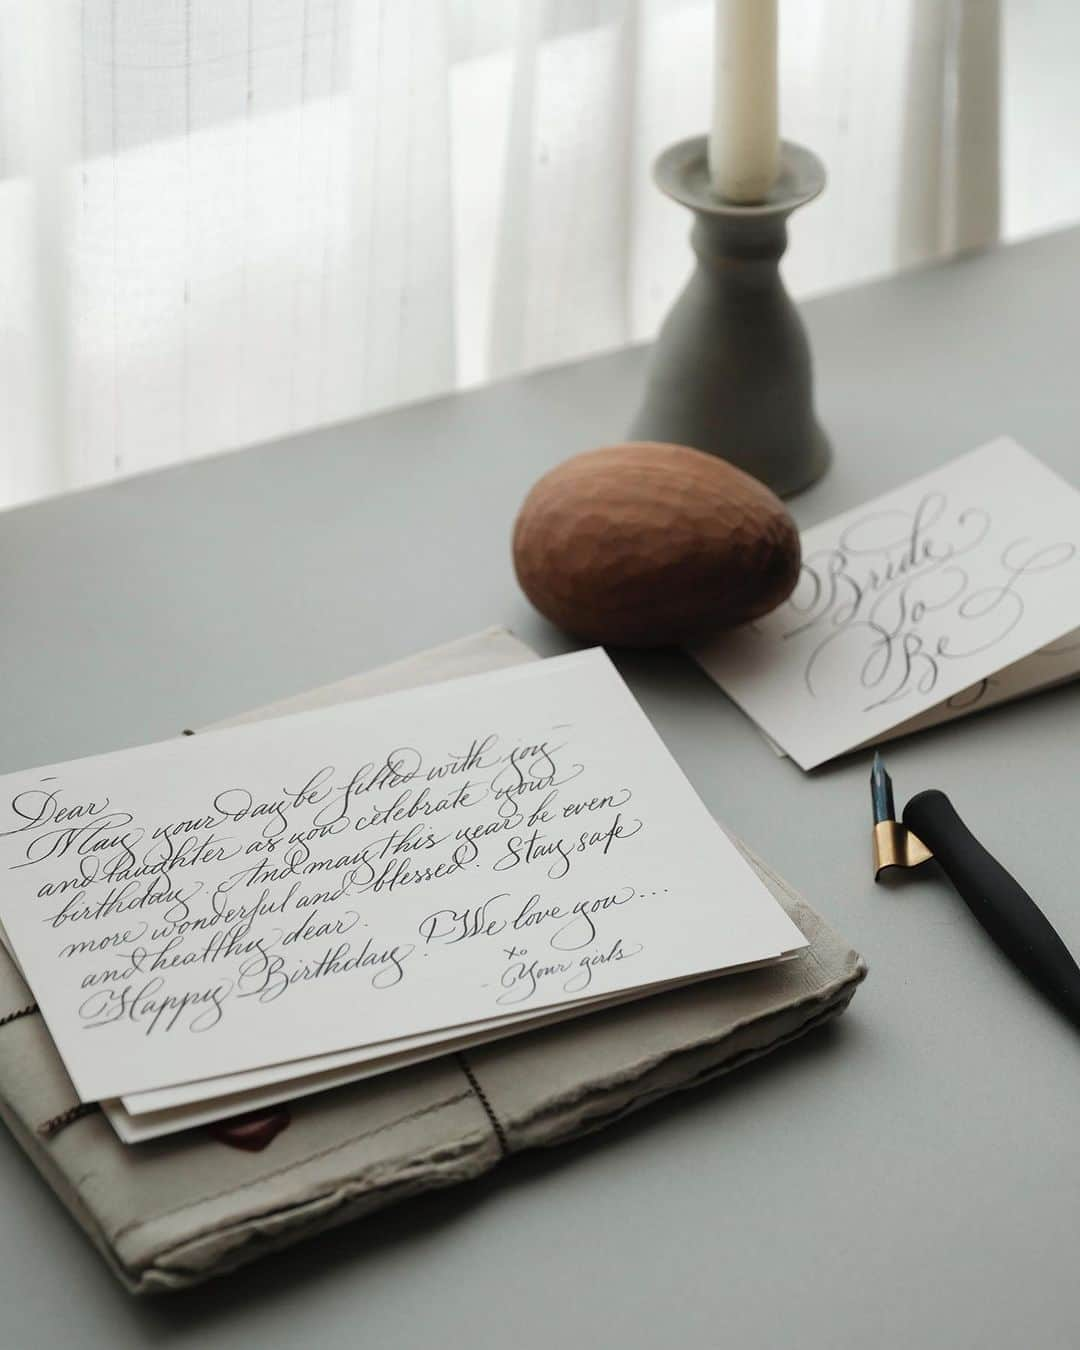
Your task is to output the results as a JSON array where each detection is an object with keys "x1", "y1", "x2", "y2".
[{"x1": 2, "y1": 225, "x2": 1079, "y2": 1348}]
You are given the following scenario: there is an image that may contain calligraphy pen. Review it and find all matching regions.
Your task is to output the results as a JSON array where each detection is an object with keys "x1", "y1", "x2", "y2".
[{"x1": 870, "y1": 751, "x2": 1080, "y2": 1031}]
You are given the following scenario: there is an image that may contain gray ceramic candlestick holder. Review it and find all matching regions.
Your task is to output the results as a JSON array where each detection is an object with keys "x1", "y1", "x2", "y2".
[{"x1": 629, "y1": 136, "x2": 830, "y2": 498}]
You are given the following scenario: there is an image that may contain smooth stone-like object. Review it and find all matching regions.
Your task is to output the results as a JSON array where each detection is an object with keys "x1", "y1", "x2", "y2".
[{"x1": 512, "y1": 441, "x2": 800, "y2": 647}]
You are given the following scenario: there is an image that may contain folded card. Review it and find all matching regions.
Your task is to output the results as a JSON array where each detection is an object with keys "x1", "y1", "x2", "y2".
[
  {"x1": 0, "y1": 648, "x2": 806, "y2": 1112},
  {"x1": 692, "y1": 438, "x2": 1080, "y2": 769}
]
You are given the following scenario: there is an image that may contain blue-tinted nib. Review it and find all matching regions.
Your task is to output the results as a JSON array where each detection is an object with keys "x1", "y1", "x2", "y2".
[{"x1": 870, "y1": 750, "x2": 895, "y2": 824}]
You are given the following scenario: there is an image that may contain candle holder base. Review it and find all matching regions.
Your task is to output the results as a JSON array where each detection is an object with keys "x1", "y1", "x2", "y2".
[{"x1": 629, "y1": 136, "x2": 830, "y2": 498}]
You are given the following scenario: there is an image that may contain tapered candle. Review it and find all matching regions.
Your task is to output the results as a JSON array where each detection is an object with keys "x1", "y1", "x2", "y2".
[{"x1": 708, "y1": 0, "x2": 779, "y2": 203}]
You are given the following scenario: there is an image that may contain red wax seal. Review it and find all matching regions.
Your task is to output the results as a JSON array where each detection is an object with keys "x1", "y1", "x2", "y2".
[{"x1": 209, "y1": 1107, "x2": 291, "y2": 1152}]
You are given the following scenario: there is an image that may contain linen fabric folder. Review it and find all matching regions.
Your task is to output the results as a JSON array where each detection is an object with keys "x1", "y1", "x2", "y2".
[{"x1": 0, "y1": 628, "x2": 866, "y2": 1293}]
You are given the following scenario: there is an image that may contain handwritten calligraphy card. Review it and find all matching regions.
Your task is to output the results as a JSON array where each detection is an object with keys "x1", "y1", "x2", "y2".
[
  {"x1": 0, "y1": 650, "x2": 806, "y2": 1111},
  {"x1": 692, "y1": 439, "x2": 1080, "y2": 770}
]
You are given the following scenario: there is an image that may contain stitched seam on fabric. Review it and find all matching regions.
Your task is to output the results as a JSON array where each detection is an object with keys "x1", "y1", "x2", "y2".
[
  {"x1": 455, "y1": 1051, "x2": 509, "y2": 1158},
  {"x1": 110, "y1": 1089, "x2": 477, "y2": 1243},
  {"x1": 520, "y1": 985, "x2": 860, "y2": 1141},
  {"x1": 494, "y1": 968, "x2": 865, "y2": 1127},
  {"x1": 581, "y1": 991, "x2": 858, "y2": 1135},
  {"x1": 0, "y1": 1002, "x2": 38, "y2": 1028}
]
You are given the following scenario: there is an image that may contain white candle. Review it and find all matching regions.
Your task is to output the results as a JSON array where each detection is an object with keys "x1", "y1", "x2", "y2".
[{"x1": 708, "y1": 0, "x2": 780, "y2": 203}]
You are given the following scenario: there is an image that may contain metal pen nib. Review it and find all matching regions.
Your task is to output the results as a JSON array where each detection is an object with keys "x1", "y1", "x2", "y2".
[
  {"x1": 870, "y1": 750, "x2": 895, "y2": 825},
  {"x1": 870, "y1": 751, "x2": 933, "y2": 879}
]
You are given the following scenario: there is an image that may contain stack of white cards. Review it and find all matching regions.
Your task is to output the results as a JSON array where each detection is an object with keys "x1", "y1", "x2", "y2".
[
  {"x1": 693, "y1": 439, "x2": 1080, "y2": 769},
  {"x1": 0, "y1": 650, "x2": 807, "y2": 1143}
]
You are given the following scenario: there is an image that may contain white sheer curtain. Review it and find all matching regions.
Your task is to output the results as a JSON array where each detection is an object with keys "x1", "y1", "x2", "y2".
[{"x1": 0, "y1": 0, "x2": 1073, "y2": 509}]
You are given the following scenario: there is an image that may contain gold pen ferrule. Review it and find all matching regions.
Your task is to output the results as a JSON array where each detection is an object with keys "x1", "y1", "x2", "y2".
[{"x1": 873, "y1": 819, "x2": 933, "y2": 879}]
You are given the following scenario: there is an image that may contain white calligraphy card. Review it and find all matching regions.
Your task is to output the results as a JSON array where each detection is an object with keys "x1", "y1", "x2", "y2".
[
  {"x1": 0, "y1": 649, "x2": 806, "y2": 1103},
  {"x1": 854, "y1": 628, "x2": 1080, "y2": 749},
  {"x1": 756, "y1": 631, "x2": 1080, "y2": 760},
  {"x1": 692, "y1": 439, "x2": 1080, "y2": 770}
]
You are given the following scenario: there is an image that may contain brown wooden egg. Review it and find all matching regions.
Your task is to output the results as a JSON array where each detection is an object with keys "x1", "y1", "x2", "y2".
[{"x1": 512, "y1": 442, "x2": 800, "y2": 647}]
